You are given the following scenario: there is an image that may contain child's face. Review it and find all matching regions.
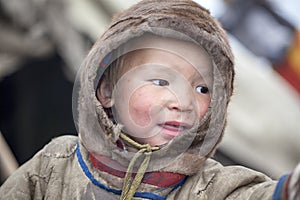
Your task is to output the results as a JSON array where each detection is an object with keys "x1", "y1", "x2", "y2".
[{"x1": 98, "y1": 39, "x2": 212, "y2": 146}]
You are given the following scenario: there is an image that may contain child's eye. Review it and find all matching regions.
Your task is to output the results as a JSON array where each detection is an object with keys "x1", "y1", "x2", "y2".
[
  {"x1": 151, "y1": 79, "x2": 169, "y2": 86},
  {"x1": 195, "y1": 85, "x2": 209, "y2": 94}
]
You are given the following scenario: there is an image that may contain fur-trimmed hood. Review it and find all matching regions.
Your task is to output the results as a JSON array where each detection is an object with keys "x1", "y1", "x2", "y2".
[{"x1": 73, "y1": 0, "x2": 234, "y2": 175}]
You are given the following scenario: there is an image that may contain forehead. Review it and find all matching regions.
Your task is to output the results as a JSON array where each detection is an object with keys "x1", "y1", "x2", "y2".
[{"x1": 122, "y1": 36, "x2": 213, "y2": 80}]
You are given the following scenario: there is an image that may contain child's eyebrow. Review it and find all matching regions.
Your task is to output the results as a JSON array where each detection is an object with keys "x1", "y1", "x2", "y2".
[
  {"x1": 190, "y1": 70, "x2": 212, "y2": 88},
  {"x1": 193, "y1": 67, "x2": 212, "y2": 79}
]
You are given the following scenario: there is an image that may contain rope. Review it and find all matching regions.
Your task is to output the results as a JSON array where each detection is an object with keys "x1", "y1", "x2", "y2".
[{"x1": 119, "y1": 133, "x2": 159, "y2": 200}]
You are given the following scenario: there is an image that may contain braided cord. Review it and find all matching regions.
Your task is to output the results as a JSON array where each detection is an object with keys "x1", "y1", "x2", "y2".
[{"x1": 120, "y1": 133, "x2": 159, "y2": 200}]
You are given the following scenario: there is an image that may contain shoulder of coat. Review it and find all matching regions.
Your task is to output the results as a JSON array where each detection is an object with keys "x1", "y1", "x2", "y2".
[
  {"x1": 41, "y1": 135, "x2": 78, "y2": 158},
  {"x1": 182, "y1": 159, "x2": 222, "y2": 186}
]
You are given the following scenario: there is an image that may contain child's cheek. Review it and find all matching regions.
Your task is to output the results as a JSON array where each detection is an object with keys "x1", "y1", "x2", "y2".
[
  {"x1": 197, "y1": 98, "x2": 211, "y2": 120},
  {"x1": 128, "y1": 90, "x2": 153, "y2": 127}
]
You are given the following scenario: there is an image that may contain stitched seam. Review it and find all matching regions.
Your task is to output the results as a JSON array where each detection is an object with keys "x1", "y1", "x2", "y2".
[
  {"x1": 197, "y1": 174, "x2": 215, "y2": 196},
  {"x1": 41, "y1": 143, "x2": 77, "y2": 158}
]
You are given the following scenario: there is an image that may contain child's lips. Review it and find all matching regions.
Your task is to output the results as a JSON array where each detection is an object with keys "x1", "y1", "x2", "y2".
[{"x1": 159, "y1": 121, "x2": 192, "y2": 138}]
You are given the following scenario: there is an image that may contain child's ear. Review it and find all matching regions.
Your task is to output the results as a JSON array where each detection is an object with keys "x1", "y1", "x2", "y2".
[{"x1": 96, "y1": 78, "x2": 114, "y2": 108}]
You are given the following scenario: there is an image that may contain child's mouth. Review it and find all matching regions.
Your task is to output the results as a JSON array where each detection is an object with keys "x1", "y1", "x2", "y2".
[{"x1": 159, "y1": 121, "x2": 191, "y2": 138}]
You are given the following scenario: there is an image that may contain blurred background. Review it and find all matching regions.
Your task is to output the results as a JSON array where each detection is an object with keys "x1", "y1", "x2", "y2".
[{"x1": 0, "y1": 0, "x2": 299, "y2": 184}]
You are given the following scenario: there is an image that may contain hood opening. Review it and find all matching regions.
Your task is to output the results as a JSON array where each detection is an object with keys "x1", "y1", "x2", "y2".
[{"x1": 73, "y1": 0, "x2": 234, "y2": 175}]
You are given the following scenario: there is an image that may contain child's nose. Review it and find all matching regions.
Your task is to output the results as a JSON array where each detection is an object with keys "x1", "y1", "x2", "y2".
[{"x1": 166, "y1": 88, "x2": 194, "y2": 112}]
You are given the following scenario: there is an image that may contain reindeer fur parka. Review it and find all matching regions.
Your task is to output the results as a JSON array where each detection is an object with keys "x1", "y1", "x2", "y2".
[{"x1": 2, "y1": 0, "x2": 293, "y2": 199}]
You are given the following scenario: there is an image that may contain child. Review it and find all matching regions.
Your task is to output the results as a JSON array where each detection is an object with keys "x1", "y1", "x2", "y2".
[{"x1": 1, "y1": 0, "x2": 299, "y2": 199}]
